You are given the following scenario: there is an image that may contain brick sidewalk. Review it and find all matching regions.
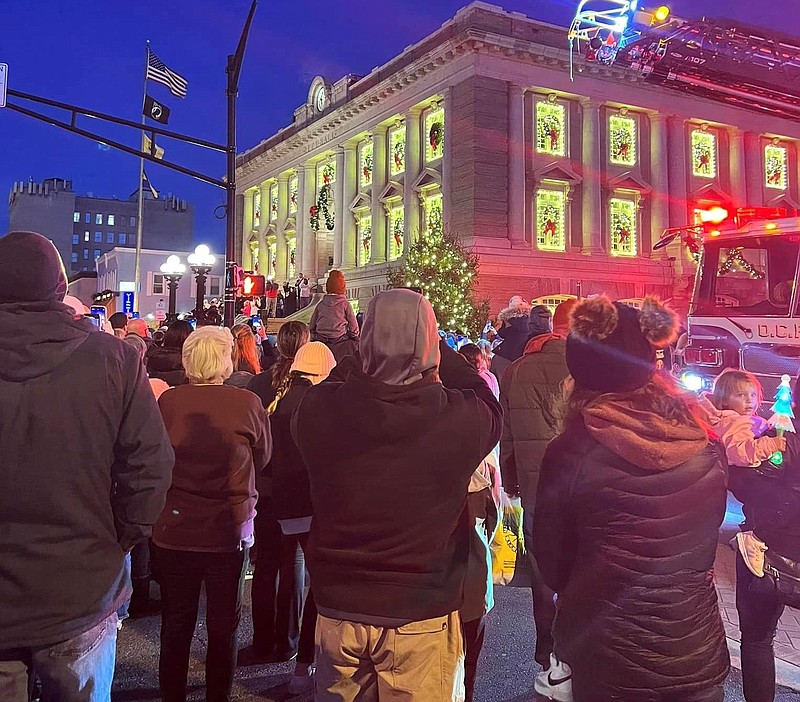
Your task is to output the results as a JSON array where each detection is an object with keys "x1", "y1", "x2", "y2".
[{"x1": 716, "y1": 496, "x2": 800, "y2": 691}]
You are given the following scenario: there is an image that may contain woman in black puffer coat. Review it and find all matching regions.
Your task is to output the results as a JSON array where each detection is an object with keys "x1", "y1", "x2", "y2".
[
  {"x1": 146, "y1": 320, "x2": 192, "y2": 386},
  {"x1": 533, "y1": 296, "x2": 729, "y2": 702}
]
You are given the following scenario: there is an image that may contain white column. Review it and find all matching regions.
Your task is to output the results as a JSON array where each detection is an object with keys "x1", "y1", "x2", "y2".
[
  {"x1": 404, "y1": 108, "x2": 423, "y2": 246},
  {"x1": 667, "y1": 117, "x2": 690, "y2": 276},
  {"x1": 242, "y1": 190, "x2": 254, "y2": 269},
  {"x1": 371, "y1": 126, "x2": 389, "y2": 263},
  {"x1": 508, "y1": 83, "x2": 526, "y2": 244},
  {"x1": 729, "y1": 128, "x2": 747, "y2": 206},
  {"x1": 276, "y1": 176, "x2": 289, "y2": 279},
  {"x1": 744, "y1": 132, "x2": 763, "y2": 205},
  {"x1": 342, "y1": 143, "x2": 358, "y2": 268},
  {"x1": 333, "y1": 147, "x2": 346, "y2": 267},
  {"x1": 649, "y1": 113, "x2": 669, "y2": 255},
  {"x1": 442, "y1": 89, "x2": 454, "y2": 225},
  {"x1": 258, "y1": 182, "x2": 270, "y2": 274},
  {"x1": 580, "y1": 99, "x2": 603, "y2": 254}
]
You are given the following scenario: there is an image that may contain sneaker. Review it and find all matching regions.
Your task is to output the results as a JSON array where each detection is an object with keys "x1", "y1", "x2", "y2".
[
  {"x1": 287, "y1": 669, "x2": 314, "y2": 695},
  {"x1": 737, "y1": 531, "x2": 767, "y2": 578},
  {"x1": 534, "y1": 653, "x2": 573, "y2": 702}
]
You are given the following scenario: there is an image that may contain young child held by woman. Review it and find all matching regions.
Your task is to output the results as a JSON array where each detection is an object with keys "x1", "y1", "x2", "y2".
[{"x1": 700, "y1": 369, "x2": 786, "y2": 577}]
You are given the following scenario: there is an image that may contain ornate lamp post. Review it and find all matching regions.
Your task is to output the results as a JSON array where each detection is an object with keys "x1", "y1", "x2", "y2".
[
  {"x1": 159, "y1": 255, "x2": 186, "y2": 324},
  {"x1": 188, "y1": 244, "x2": 216, "y2": 326}
]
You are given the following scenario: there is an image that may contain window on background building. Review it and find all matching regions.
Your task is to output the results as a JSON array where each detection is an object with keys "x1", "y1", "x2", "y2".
[
  {"x1": 94, "y1": 232, "x2": 102, "y2": 242},
  {"x1": 289, "y1": 175, "x2": 298, "y2": 214},
  {"x1": 73, "y1": 212, "x2": 80, "y2": 223},
  {"x1": 423, "y1": 191, "x2": 444, "y2": 237},
  {"x1": 360, "y1": 141, "x2": 374, "y2": 189},
  {"x1": 424, "y1": 105, "x2": 445, "y2": 162},
  {"x1": 84, "y1": 231, "x2": 90, "y2": 242},
  {"x1": 287, "y1": 238, "x2": 297, "y2": 279},
  {"x1": 313, "y1": 162, "x2": 336, "y2": 232},
  {"x1": 390, "y1": 125, "x2": 405, "y2": 175},
  {"x1": 71, "y1": 252, "x2": 78, "y2": 264},
  {"x1": 691, "y1": 129, "x2": 717, "y2": 179},
  {"x1": 72, "y1": 234, "x2": 79, "y2": 245},
  {"x1": 253, "y1": 189, "x2": 261, "y2": 229},
  {"x1": 85, "y1": 213, "x2": 91, "y2": 224},
  {"x1": 95, "y1": 214, "x2": 103, "y2": 225},
  {"x1": 107, "y1": 214, "x2": 115, "y2": 226},
  {"x1": 535, "y1": 188, "x2": 567, "y2": 252},
  {"x1": 358, "y1": 213, "x2": 372, "y2": 266},
  {"x1": 389, "y1": 203, "x2": 404, "y2": 260},
  {"x1": 83, "y1": 249, "x2": 89, "y2": 260},
  {"x1": 129, "y1": 216, "x2": 136, "y2": 227},
  {"x1": 249, "y1": 240, "x2": 260, "y2": 273},
  {"x1": 119, "y1": 233, "x2": 127, "y2": 244},
  {"x1": 269, "y1": 182, "x2": 279, "y2": 222},
  {"x1": 152, "y1": 274, "x2": 164, "y2": 295},
  {"x1": 209, "y1": 276, "x2": 221, "y2": 297},
  {"x1": 609, "y1": 113, "x2": 637, "y2": 166},
  {"x1": 93, "y1": 249, "x2": 101, "y2": 260},
  {"x1": 106, "y1": 233, "x2": 114, "y2": 244},
  {"x1": 536, "y1": 101, "x2": 567, "y2": 157},
  {"x1": 268, "y1": 240, "x2": 277, "y2": 276},
  {"x1": 765, "y1": 144, "x2": 788, "y2": 190},
  {"x1": 609, "y1": 197, "x2": 637, "y2": 257}
]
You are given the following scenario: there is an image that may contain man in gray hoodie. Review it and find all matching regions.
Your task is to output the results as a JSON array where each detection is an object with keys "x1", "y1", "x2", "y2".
[
  {"x1": 0, "y1": 232, "x2": 174, "y2": 701},
  {"x1": 294, "y1": 289, "x2": 502, "y2": 701}
]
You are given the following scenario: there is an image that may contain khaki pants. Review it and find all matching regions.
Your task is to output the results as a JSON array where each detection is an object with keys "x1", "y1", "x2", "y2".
[{"x1": 314, "y1": 612, "x2": 465, "y2": 702}]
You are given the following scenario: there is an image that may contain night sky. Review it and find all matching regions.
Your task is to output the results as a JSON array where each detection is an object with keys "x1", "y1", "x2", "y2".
[{"x1": 2, "y1": 0, "x2": 797, "y2": 253}]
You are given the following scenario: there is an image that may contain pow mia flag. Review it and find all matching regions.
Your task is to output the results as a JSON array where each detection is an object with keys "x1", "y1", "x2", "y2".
[{"x1": 143, "y1": 95, "x2": 170, "y2": 125}]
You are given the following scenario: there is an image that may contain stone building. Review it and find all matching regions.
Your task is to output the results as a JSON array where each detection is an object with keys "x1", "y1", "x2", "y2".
[
  {"x1": 8, "y1": 178, "x2": 194, "y2": 276},
  {"x1": 235, "y1": 1, "x2": 800, "y2": 313}
]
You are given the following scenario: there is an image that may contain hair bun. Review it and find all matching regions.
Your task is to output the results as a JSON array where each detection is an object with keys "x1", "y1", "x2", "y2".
[
  {"x1": 569, "y1": 295, "x2": 618, "y2": 341},
  {"x1": 639, "y1": 296, "x2": 678, "y2": 348}
]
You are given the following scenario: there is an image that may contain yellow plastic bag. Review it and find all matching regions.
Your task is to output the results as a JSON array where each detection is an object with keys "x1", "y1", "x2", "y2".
[{"x1": 490, "y1": 495, "x2": 525, "y2": 586}]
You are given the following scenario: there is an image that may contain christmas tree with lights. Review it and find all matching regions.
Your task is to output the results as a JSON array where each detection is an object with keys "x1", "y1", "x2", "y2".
[
  {"x1": 387, "y1": 224, "x2": 489, "y2": 339},
  {"x1": 768, "y1": 374, "x2": 796, "y2": 466}
]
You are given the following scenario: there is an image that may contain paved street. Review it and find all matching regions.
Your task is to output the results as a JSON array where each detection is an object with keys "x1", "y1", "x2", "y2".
[{"x1": 113, "y1": 529, "x2": 800, "y2": 702}]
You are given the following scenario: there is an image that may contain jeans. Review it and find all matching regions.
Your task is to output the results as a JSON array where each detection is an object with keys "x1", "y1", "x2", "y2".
[
  {"x1": 0, "y1": 612, "x2": 118, "y2": 702},
  {"x1": 736, "y1": 551, "x2": 785, "y2": 702},
  {"x1": 152, "y1": 545, "x2": 249, "y2": 702},
  {"x1": 251, "y1": 498, "x2": 305, "y2": 656},
  {"x1": 295, "y1": 533, "x2": 318, "y2": 666}
]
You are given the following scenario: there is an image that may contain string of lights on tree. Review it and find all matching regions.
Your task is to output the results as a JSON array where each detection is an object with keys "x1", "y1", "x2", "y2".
[
  {"x1": 387, "y1": 199, "x2": 489, "y2": 337},
  {"x1": 717, "y1": 248, "x2": 765, "y2": 279}
]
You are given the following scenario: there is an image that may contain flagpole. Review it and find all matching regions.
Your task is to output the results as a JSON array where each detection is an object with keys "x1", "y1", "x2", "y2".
[{"x1": 133, "y1": 40, "x2": 149, "y2": 317}]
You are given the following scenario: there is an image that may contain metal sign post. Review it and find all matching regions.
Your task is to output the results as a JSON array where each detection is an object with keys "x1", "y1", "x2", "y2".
[{"x1": 0, "y1": 64, "x2": 7, "y2": 108}]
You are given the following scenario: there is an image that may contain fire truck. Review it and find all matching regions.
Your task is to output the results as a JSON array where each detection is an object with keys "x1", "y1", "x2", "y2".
[{"x1": 666, "y1": 208, "x2": 800, "y2": 398}]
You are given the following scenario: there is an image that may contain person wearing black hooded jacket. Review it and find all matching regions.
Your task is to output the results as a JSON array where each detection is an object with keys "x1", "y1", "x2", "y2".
[
  {"x1": 491, "y1": 303, "x2": 551, "y2": 381},
  {"x1": 0, "y1": 232, "x2": 174, "y2": 701}
]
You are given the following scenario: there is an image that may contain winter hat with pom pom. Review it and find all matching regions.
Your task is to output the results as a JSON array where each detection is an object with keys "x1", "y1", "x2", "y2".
[{"x1": 566, "y1": 295, "x2": 677, "y2": 393}]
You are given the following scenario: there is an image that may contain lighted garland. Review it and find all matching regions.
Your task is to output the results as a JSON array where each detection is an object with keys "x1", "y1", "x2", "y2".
[
  {"x1": 429, "y1": 121, "x2": 443, "y2": 157},
  {"x1": 310, "y1": 164, "x2": 336, "y2": 232},
  {"x1": 610, "y1": 123, "x2": 633, "y2": 163},
  {"x1": 539, "y1": 203, "x2": 561, "y2": 248},
  {"x1": 718, "y1": 248, "x2": 765, "y2": 279},
  {"x1": 766, "y1": 150, "x2": 786, "y2": 188},
  {"x1": 387, "y1": 209, "x2": 489, "y2": 337},
  {"x1": 538, "y1": 114, "x2": 562, "y2": 153},
  {"x1": 393, "y1": 139, "x2": 405, "y2": 171},
  {"x1": 693, "y1": 139, "x2": 713, "y2": 176},
  {"x1": 362, "y1": 151, "x2": 373, "y2": 184},
  {"x1": 612, "y1": 209, "x2": 634, "y2": 249},
  {"x1": 392, "y1": 214, "x2": 404, "y2": 253}
]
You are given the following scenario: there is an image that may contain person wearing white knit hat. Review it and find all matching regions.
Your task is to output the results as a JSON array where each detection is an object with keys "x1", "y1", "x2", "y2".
[{"x1": 289, "y1": 341, "x2": 337, "y2": 383}]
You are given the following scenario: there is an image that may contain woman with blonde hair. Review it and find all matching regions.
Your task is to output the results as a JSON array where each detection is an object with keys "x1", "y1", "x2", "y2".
[{"x1": 153, "y1": 326, "x2": 271, "y2": 702}]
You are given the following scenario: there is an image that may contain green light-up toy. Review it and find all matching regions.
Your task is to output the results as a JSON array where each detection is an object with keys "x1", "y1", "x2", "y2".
[{"x1": 768, "y1": 374, "x2": 796, "y2": 466}]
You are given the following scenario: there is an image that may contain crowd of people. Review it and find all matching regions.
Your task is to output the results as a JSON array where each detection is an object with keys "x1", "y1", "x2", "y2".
[{"x1": 1, "y1": 231, "x2": 798, "y2": 702}]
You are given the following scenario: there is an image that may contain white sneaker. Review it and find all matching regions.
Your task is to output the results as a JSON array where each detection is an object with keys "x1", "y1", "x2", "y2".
[
  {"x1": 534, "y1": 653, "x2": 573, "y2": 702},
  {"x1": 287, "y1": 669, "x2": 314, "y2": 695}
]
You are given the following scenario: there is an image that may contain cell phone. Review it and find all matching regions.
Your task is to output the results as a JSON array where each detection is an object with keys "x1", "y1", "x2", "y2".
[
  {"x1": 90, "y1": 306, "x2": 107, "y2": 328},
  {"x1": 84, "y1": 313, "x2": 101, "y2": 328},
  {"x1": 251, "y1": 315, "x2": 262, "y2": 330}
]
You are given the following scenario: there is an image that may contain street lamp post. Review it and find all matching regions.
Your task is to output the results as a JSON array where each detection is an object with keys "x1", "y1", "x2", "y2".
[
  {"x1": 160, "y1": 255, "x2": 186, "y2": 324},
  {"x1": 188, "y1": 244, "x2": 216, "y2": 326}
]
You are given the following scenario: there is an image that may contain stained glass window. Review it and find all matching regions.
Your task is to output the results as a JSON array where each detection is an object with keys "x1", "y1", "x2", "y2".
[
  {"x1": 269, "y1": 183, "x2": 278, "y2": 221},
  {"x1": 691, "y1": 129, "x2": 717, "y2": 179},
  {"x1": 536, "y1": 188, "x2": 566, "y2": 251},
  {"x1": 253, "y1": 190, "x2": 261, "y2": 229},
  {"x1": 389, "y1": 204, "x2": 404, "y2": 260},
  {"x1": 390, "y1": 126, "x2": 406, "y2": 175},
  {"x1": 360, "y1": 142, "x2": 373, "y2": 188},
  {"x1": 425, "y1": 107, "x2": 445, "y2": 162},
  {"x1": 287, "y1": 237, "x2": 296, "y2": 279},
  {"x1": 424, "y1": 192, "x2": 444, "y2": 237},
  {"x1": 358, "y1": 214, "x2": 372, "y2": 266},
  {"x1": 609, "y1": 198, "x2": 637, "y2": 257},
  {"x1": 536, "y1": 102, "x2": 566, "y2": 157},
  {"x1": 289, "y1": 175, "x2": 299, "y2": 214},
  {"x1": 765, "y1": 145, "x2": 788, "y2": 190},
  {"x1": 609, "y1": 114, "x2": 636, "y2": 166}
]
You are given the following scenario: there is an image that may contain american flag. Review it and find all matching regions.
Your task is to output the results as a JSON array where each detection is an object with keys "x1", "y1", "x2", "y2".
[{"x1": 146, "y1": 49, "x2": 188, "y2": 99}]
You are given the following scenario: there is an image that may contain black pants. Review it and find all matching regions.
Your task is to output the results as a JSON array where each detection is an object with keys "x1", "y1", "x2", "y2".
[
  {"x1": 129, "y1": 540, "x2": 152, "y2": 609},
  {"x1": 462, "y1": 616, "x2": 486, "y2": 702},
  {"x1": 573, "y1": 678, "x2": 724, "y2": 702},
  {"x1": 251, "y1": 500, "x2": 304, "y2": 657},
  {"x1": 152, "y1": 545, "x2": 249, "y2": 702},
  {"x1": 294, "y1": 532, "x2": 318, "y2": 665},
  {"x1": 736, "y1": 552, "x2": 785, "y2": 702}
]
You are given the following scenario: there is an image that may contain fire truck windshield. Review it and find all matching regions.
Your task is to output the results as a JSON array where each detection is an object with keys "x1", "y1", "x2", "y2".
[{"x1": 695, "y1": 236, "x2": 800, "y2": 317}]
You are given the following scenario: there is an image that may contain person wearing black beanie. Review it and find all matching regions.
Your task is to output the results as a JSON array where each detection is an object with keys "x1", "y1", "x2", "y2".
[
  {"x1": 0, "y1": 232, "x2": 174, "y2": 699},
  {"x1": 531, "y1": 295, "x2": 729, "y2": 702}
]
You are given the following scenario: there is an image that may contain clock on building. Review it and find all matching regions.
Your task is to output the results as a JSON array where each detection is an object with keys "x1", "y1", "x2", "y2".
[{"x1": 314, "y1": 86, "x2": 327, "y2": 113}]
